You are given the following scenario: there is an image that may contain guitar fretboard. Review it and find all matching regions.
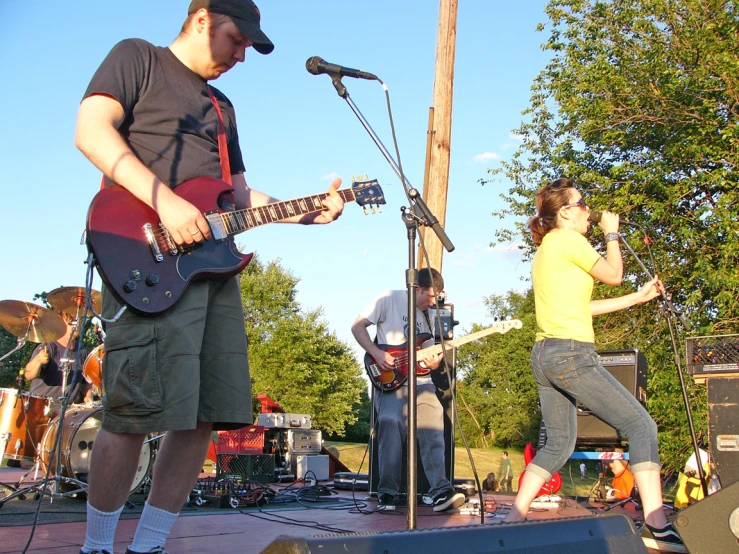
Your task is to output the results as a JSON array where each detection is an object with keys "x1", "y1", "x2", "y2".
[{"x1": 220, "y1": 189, "x2": 358, "y2": 235}]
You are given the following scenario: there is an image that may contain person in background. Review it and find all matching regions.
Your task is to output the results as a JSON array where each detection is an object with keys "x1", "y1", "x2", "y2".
[{"x1": 500, "y1": 451, "x2": 514, "y2": 492}]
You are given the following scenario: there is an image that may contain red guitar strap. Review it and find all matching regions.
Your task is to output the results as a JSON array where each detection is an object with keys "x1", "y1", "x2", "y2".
[
  {"x1": 207, "y1": 86, "x2": 232, "y2": 186},
  {"x1": 99, "y1": 89, "x2": 233, "y2": 190}
]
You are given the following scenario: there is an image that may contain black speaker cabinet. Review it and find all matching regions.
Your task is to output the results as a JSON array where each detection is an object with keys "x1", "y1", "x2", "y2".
[
  {"x1": 576, "y1": 349, "x2": 648, "y2": 447},
  {"x1": 674, "y1": 479, "x2": 739, "y2": 554},
  {"x1": 369, "y1": 349, "x2": 455, "y2": 496},
  {"x1": 261, "y1": 513, "x2": 648, "y2": 553},
  {"x1": 708, "y1": 377, "x2": 739, "y2": 487}
]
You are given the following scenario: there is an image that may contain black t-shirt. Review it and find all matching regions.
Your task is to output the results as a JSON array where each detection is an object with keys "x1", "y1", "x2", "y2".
[
  {"x1": 83, "y1": 38, "x2": 245, "y2": 188},
  {"x1": 28, "y1": 341, "x2": 89, "y2": 404}
]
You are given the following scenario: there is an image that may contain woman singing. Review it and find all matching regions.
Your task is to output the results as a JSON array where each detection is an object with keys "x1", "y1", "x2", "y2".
[{"x1": 505, "y1": 178, "x2": 685, "y2": 553}]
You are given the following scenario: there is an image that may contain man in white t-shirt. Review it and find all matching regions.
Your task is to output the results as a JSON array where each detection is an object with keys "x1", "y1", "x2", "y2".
[{"x1": 351, "y1": 268, "x2": 465, "y2": 513}]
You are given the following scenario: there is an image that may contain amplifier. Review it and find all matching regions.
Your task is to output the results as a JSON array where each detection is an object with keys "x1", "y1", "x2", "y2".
[
  {"x1": 281, "y1": 429, "x2": 322, "y2": 453},
  {"x1": 257, "y1": 413, "x2": 312, "y2": 429},
  {"x1": 576, "y1": 349, "x2": 648, "y2": 446},
  {"x1": 686, "y1": 334, "x2": 739, "y2": 376}
]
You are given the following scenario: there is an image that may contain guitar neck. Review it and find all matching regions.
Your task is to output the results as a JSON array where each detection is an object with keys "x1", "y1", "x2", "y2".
[
  {"x1": 220, "y1": 188, "x2": 357, "y2": 236},
  {"x1": 417, "y1": 324, "x2": 515, "y2": 357}
]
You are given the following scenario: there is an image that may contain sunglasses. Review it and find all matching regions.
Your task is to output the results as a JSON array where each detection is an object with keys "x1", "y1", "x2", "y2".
[{"x1": 562, "y1": 198, "x2": 587, "y2": 210}]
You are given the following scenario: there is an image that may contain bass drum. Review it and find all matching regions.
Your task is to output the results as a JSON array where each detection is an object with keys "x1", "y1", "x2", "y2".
[{"x1": 39, "y1": 405, "x2": 152, "y2": 493}]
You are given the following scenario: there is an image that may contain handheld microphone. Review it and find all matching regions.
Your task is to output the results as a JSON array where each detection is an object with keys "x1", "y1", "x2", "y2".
[{"x1": 305, "y1": 56, "x2": 378, "y2": 81}]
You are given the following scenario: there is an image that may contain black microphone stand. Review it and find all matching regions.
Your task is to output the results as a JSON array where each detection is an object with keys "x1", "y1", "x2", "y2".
[
  {"x1": 619, "y1": 233, "x2": 708, "y2": 497},
  {"x1": 324, "y1": 72, "x2": 454, "y2": 529}
]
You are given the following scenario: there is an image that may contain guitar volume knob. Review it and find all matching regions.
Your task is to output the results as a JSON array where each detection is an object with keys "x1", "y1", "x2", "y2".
[
  {"x1": 145, "y1": 274, "x2": 159, "y2": 286},
  {"x1": 123, "y1": 280, "x2": 137, "y2": 293}
]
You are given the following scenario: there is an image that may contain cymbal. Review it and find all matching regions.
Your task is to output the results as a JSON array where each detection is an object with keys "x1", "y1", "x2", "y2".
[
  {"x1": 0, "y1": 300, "x2": 67, "y2": 343},
  {"x1": 47, "y1": 286, "x2": 102, "y2": 318}
]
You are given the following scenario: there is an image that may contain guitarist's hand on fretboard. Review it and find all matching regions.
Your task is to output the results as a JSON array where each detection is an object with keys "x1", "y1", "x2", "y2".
[
  {"x1": 158, "y1": 188, "x2": 211, "y2": 246},
  {"x1": 418, "y1": 350, "x2": 444, "y2": 370}
]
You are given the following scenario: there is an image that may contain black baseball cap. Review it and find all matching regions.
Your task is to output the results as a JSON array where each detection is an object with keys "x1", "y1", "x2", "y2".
[{"x1": 188, "y1": 0, "x2": 274, "y2": 54}]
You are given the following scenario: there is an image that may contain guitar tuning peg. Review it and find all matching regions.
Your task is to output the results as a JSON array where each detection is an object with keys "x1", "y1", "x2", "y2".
[
  {"x1": 378, "y1": 205, "x2": 382, "y2": 213},
  {"x1": 351, "y1": 175, "x2": 355, "y2": 183},
  {"x1": 370, "y1": 206, "x2": 376, "y2": 214},
  {"x1": 363, "y1": 206, "x2": 369, "y2": 215},
  {"x1": 363, "y1": 174, "x2": 369, "y2": 181}
]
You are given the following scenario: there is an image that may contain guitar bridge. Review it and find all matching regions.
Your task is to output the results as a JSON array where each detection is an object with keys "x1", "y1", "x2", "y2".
[
  {"x1": 158, "y1": 223, "x2": 179, "y2": 256},
  {"x1": 143, "y1": 223, "x2": 165, "y2": 262}
]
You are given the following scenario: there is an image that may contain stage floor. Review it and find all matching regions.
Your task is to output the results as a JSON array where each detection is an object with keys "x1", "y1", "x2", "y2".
[{"x1": 0, "y1": 466, "x2": 665, "y2": 554}]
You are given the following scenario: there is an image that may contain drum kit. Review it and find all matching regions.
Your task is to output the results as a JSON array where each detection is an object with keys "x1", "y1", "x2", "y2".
[{"x1": 0, "y1": 286, "x2": 157, "y2": 502}]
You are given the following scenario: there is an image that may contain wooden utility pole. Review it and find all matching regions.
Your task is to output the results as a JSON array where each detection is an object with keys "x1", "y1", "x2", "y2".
[{"x1": 418, "y1": 0, "x2": 458, "y2": 273}]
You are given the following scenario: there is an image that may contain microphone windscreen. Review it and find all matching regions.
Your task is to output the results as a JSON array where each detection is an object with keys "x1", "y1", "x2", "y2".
[
  {"x1": 588, "y1": 210, "x2": 602, "y2": 223},
  {"x1": 305, "y1": 56, "x2": 323, "y2": 75}
]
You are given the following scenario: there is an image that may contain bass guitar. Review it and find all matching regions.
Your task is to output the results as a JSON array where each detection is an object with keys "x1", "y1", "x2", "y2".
[
  {"x1": 86, "y1": 176, "x2": 385, "y2": 314},
  {"x1": 517, "y1": 421, "x2": 563, "y2": 496},
  {"x1": 365, "y1": 319, "x2": 522, "y2": 392}
]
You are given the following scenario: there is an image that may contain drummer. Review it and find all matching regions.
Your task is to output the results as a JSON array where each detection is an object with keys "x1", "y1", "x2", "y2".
[{"x1": 23, "y1": 311, "x2": 94, "y2": 405}]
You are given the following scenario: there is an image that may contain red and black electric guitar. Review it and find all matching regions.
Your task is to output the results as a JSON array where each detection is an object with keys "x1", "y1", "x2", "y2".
[
  {"x1": 365, "y1": 320, "x2": 522, "y2": 392},
  {"x1": 86, "y1": 176, "x2": 385, "y2": 314},
  {"x1": 517, "y1": 421, "x2": 563, "y2": 496}
]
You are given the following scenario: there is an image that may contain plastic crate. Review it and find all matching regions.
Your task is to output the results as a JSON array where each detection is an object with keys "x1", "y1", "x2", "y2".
[
  {"x1": 216, "y1": 425, "x2": 266, "y2": 454},
  {"x1": 217, "y1": 453, "x2": 275, "y2": 483},
  {"x1": 686, "y1": 334, "x2": 739, "y2": 375}
]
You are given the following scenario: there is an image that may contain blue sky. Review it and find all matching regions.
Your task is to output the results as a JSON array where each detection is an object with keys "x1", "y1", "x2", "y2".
[{"x1": 1, "y1": 1, "x2": 550, "y2": 357}]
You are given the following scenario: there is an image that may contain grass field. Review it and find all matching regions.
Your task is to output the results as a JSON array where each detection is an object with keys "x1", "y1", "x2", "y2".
[{"x1": 325, "y1": 441, "x2": 678, "y2": 500}]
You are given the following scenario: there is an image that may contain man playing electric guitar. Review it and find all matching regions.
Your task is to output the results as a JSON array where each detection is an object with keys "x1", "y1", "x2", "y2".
[
  {"x1": 74, "y1": 2, "x2": 343, "y2": 553},
  {"x1": 351, "y1": 267, "x2": 465, "y2": 513}
]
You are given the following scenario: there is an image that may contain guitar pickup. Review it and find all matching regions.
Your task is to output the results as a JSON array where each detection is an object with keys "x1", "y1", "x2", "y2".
[
  {"x1": 368, "y1": 363, "x2": 382, "y2": 378},
  {"x1": 206, "y1": 211, "x2": 228, "y2": 242},
  {"x1": 143, "y1": 223, "x2": 164, "y2": 262}
]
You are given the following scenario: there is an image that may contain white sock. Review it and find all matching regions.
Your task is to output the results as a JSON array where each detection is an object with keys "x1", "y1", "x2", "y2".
[
  {"x1": 129, "y1": 502, "x2": 178, "y2": 553},
  {"x1": 82, "y1": 503, "x2": 124, "y2": 553}
]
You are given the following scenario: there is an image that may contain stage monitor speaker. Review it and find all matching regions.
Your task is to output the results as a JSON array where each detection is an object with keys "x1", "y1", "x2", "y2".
[
  {"x1": 261, "y1": 513, "x2": 648, "y2": 554},
  {"x1": 369, "y1": 349, "x2": 455, "y2": 496},
  {"x1": 708, "y1": 377, "x2": 739, "y2": 487},
  {"x1": 674, "y1": 479, "x2": 739, "y2": 554},
  {"x1": 576, "y1": 349, "x2": 648, "y2": 447}
]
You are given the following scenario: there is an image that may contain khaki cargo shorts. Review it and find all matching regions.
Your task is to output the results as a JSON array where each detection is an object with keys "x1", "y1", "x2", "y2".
[{"x1": 100, "y1": 276, "x2": 252, "y2": 434}]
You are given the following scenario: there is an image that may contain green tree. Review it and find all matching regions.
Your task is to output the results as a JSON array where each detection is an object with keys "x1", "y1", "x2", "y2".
[
  {"x1": 484, "y1": 0, "x2": 739, "y2": 471},
  {"x1": 456, "y1": 289, "x2": 540, "y2": 449},
  {"x1": 240, "y1": 257, "x2": 365, "y2": 437}
]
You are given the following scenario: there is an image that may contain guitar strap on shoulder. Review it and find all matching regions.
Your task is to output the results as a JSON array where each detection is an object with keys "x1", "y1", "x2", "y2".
[{"x1": 207, "y1": 86, "x2": 232, "y2": 186}]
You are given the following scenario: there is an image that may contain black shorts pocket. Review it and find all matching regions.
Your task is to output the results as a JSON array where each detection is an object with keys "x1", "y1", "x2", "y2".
[{"x1": 102, "y1": 322, "x2": 163, "y2": 414}]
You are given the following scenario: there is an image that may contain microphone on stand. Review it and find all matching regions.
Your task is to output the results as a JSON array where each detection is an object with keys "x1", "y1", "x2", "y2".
[
  {"x1": 588, "y1": 210, "x2": 603, "y2": 223},
  {"x1": 305, "y1": 56, "x2": 378, "y2": 81}
]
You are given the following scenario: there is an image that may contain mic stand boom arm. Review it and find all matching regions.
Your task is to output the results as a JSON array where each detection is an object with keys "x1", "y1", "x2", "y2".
[{"x1": 619, "y1": 235, "x2": 707, "y2": 497}]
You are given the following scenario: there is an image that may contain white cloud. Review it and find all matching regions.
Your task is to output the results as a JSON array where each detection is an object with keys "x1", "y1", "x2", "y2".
[
  {"x1": 509, "y1": 132, "x2": 526, "y2": 142},
  {"x1": 321, "y1": 171, "x2": 341, "y2": 181},
  {"x1": 472, "y1": 152, "x2": 501, "y2": 163}
]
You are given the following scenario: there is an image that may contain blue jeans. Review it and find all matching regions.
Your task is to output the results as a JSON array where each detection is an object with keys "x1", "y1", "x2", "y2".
[
  {"x1": 373, "y1": 379, "x2": 451, "y2": 498},
  {"x1": 527, "y1": 338, "x2": 660, "y2": 481}
]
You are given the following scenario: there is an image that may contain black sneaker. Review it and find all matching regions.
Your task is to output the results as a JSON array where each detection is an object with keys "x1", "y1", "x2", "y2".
[
  {"x1": 125, "y1": 548, "x2": 168, "y2": 554},
  {"x1": 640, "y1": 522, "x2": 687, "y2": 553},
  {"x1": 79, "y1": 551, "x2": 111, "y2": 554},
  {"x1": 377, "y1": 493, "x2": 396, "y2": 511},
  {"x1": 432, "y1": 489, "x2": 466, "y2": 512}
]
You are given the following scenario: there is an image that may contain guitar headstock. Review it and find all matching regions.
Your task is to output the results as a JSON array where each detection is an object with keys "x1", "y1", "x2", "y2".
[
  {"x1": 352, "y1": 175, "x2": 386, "y2": 215},
  {"x1": 496, "y1": 319, "x2": 523, "y2": 333}
]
